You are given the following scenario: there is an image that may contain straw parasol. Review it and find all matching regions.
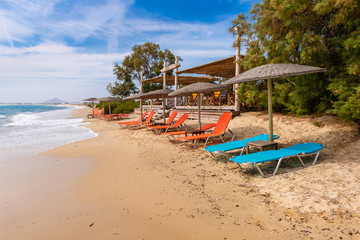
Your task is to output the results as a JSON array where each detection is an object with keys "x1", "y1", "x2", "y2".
[
  {"x1": 223, "y1": 63, "x2": 327, "y2": 141},
  {"x1": 141, "y1": 89, "x2": 173, "y2": 98},
  {"x1": 82, "y1": 97, "x2": 97, "y2": 101},
  {"x1": 123, "y1": 93, "x2": 143, "y2": 100},
  {"x1": 96, "y1": 96, "x2": 122, "y2": 115},
  {"x1": 82, "y1": 97, "x2": 97, "y2": 114},
  {"x1": 141, "y1": 89, "x2": 174, "y2": 124},
  {"x1": 169, "y1": 82, "x2": 230, "y2": 129},
  {"x1": 123, "y1": 90, "x2": 173, "y2": 123}
]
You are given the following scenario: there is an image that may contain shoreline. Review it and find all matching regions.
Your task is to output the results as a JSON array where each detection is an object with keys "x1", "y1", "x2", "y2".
[{"x1": 1, "y1": 107, "x2": 360, "y2": 239}]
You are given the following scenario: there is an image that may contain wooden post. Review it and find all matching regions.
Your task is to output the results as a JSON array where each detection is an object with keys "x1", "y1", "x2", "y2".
[
  {"x1": 140, "y1": 68, "x2": 143, "y2": 121},
  {"x1": 235, "y1": 27, "x2": 241, "y2": 114},
  {"x1": 267, "y1": 79, "x2": 273, "y2": 142},
  {"x1": 162, "y1": 61, "x2": 167, "y2": 124},
  {"x1": 174, "y1": 56, "x2": 179, "y2": 107}
]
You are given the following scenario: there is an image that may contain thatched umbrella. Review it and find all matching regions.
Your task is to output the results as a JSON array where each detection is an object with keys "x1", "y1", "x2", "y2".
[
  {"x1": 82, "y1": 97, "x2": 97, "y2": 114},
  {"x1": 82, "y1": 97, "x2": 97, "y2": 101},
  {"x1": 123, "y1": 90, "x2": 173, "y2": 122},
  {"x1": 169, "y1": 82, "x2": 230, "y2": 129},
  {"x1": 223, "y1": 63, "x2": 327, "y2": 141},
  {"x1": 140, "y1": 89, "x2": 173, "y2": 124},
  {"x1": 123, "y1": 93, "x2": 143, "y2": 100},
  {"x1": 96, "y1": 96, "x2": 122, "y2": 115}
]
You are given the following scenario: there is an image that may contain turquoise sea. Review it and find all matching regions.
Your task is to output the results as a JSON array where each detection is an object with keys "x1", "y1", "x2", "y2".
[{"x1": 0, "y1": 105, "x2": 97, "y2": 162}]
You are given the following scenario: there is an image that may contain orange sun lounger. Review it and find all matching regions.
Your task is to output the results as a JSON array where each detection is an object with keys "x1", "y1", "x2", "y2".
[
  {"x1": 143, "y1": 110, "x2": 178, "y2": 127},
  {"x1": 92, "y1": 108, "x2": 104, "y2": 118},
  {"x1": 147, "y1": 113, "x2": 188, "y2": 134},
  {"x1": 161, "y1": 123, "x2": 217, "y2": 140},
  {"x1": 177, "y1": 112, "x2": 235, "y2": 148},
  {"x1": 116, "y1": 111, "x2": 148, "y2": 127},
  {"x1": 102, "y1": 113, "x2": 129, "y2": 121},
  {"x1": 122, "y1": 110, "x2": 155, "y2": 129},
  {"x1": 87, "y1": 108, "x2": 99, "y2": 118}
]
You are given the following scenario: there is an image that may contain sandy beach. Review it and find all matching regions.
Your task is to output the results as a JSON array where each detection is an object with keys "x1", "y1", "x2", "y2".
[{"x1": 1, "y1": 107, "x2": 360, "y2": 239}]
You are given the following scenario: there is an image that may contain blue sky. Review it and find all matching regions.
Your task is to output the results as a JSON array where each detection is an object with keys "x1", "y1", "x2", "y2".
[{"x1": 0, "y1": 0, "x2": 255, "y2": 103}]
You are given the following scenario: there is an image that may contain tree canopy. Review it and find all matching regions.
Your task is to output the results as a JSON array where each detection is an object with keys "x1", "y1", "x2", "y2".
[
  {"x1": 108, "y1": 42, "x2": 178, "y2": 99},
  {"x1": 233, "y1": 0, "x2": 360, "y2": 121}
]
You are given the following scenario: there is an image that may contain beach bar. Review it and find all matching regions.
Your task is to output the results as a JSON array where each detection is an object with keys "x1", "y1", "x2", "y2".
[{"x1": 135, "y1": 55, "x2": 243, "y2": 121}]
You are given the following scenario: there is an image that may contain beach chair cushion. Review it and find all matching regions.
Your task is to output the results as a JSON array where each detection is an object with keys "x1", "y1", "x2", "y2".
[
  {"x1": 231, "y1": 143, "x2": 324, "y2": 165},
  {"x1": 143, "y1": 110, "x2": 178, "y2": 127},
  {"x1": 205, "y1": 134, "x2": 279, "y2": 153},
  {"x1": 161, "y1": 123, "x2": 217, "y2": 136},
  {"x1": 177, "y1": 112, "x2": 232, "y2": 142},
  {"x1": 123, "y1": 110, "x2": 155, "y2": 126},
  {"x1": 148, "y1": 113, "x2": 188, "y2": 130},
  {"x1": 117, "y1": 111, "x2": 148, "y2": 125}
]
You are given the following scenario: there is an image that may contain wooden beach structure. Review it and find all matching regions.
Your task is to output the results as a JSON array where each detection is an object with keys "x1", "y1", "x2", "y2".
[{"x1": 135, "y1": 55, "x2": 243, "y2": 121}]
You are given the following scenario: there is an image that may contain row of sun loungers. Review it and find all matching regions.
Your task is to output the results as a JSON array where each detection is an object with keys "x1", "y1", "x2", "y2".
[
  {"x1": 113, "y1": 110, "x2": 325, "y2": 177},
  {"x1": 88, "y1": 107, "x2": 128, "y2": 120}
]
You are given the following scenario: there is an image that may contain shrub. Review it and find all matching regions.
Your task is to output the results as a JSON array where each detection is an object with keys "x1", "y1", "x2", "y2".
[{"x1": 96, "y1": 100, "x2": 140, "y2": 114}]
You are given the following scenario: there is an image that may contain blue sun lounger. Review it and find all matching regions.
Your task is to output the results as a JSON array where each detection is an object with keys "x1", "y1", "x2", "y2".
[
  {"x1": 204, "y1": 134, "x2": 279, "y2": 157},
  {"x1": 230, "y1": 142, "x2": 325, "y2": 177}
]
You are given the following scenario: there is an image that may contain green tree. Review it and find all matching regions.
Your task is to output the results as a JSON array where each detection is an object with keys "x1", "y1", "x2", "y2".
[
  {"x1": 232, "y1": 0, "x2": 360, "y2": 120},
  {"x1": 108, "y1": 42, "x2": 179, "y2": 99}
]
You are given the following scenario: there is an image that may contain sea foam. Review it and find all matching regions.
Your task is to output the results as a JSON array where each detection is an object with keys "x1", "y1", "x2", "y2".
[{"x1": 0, "y1": 106, "x2": 97, "y2": 162}]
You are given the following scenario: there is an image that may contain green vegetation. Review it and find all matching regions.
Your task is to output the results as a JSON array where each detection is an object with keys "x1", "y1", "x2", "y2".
[
  {"x1": 232, "y1": 0, "x2": 360, "y2": 121},
  {"x1": 96, "y1": 100, "x2": 140, "y2": 114},
  {"x1": 111, "y1": 101, "x2": 140, "y2": 114},
  {"x1": 108, "y1": 42, "x2": 179, "y2": 99}
]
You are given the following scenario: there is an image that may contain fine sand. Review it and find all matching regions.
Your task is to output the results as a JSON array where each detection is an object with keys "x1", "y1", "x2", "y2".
[{"x1": 1, "y1": 108, "x2": 360, "y2": 239}]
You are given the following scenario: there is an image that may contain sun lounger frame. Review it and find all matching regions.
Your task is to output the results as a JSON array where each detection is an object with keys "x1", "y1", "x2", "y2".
[
  {"x1": 147, "y1": 113, "x2": 188, "y2": 134},
  {"x1": 206, "y1": 134, "x2": 280, "y2": 159},
  {"x1": 177, "y1": 112, "x2": 235, "y2": 148},
  {"x1": 242, "y1": 151, "x2": 321, "y2": 177},
  {"x1": 162, "y1": 123, "x2": 217, "y2": 141},
  {"x1": 233, "y1": 144, "x2": 324, "y2": 177},
  {"x1": 189, "y1": 128, "x2": 235, "y2": 148}
]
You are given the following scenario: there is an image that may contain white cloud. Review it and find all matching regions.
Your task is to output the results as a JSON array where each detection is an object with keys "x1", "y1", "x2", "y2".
[
  {"x1": 0, "y1": 0, "x2": 134, "y2": 44},
  {"x1": 0, "y1": 0, "x2": 244, "y2": 102},
  {"x1": 52, "y1": 0, "x2": 133, "y2": 42},
  {"x1": 0, "y1": 42, "x2": 128, "y2": 102}
]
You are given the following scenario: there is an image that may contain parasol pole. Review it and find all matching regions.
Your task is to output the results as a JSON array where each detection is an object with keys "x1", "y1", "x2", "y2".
[
  {"x1": 108, "y1": 102, "x2": 111, "y2": 115},
  {"x1": 162, "y1": 61, "x2": 167, "y2": 124},
  {"x1": 198, "y1": 93, "x2": 201, "y2": 129},
  {"x1": 267, "y1": 79, "x2": 273, "y2": 142},
  {"x1": 174, "y1": 56, "x2": 179, "y2": 107},
  {"x1": 140, "y1": 68, "x2": 144, "y2": 121}
]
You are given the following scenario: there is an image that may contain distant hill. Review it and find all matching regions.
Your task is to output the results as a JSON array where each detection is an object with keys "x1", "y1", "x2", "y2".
[{"x1": 43, "y1": 98, "x2": 67, "y2": 104}]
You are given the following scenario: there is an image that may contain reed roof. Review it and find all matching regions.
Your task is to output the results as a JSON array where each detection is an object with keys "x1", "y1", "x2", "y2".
[
  {"x1": 178, "y1": 56, "x2": 237, "y2": 78},
  {"x1": 142, "y1": 75, "x2": 219, "y2": 85}
]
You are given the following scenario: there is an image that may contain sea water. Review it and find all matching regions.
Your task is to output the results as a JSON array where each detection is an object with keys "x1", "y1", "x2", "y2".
[{"x1": 0, "y1": 105, "x2": 97, "y2": 162}]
